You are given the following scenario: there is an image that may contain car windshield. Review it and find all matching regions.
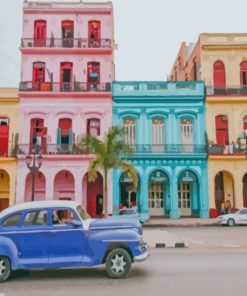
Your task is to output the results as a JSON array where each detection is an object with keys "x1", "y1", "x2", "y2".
[
  {"x1": 76, "y1": 206, "x2": 91, "y2": 220},
  {"x1": 119, "y1": 209, "x2": 137, "y2": 215}
]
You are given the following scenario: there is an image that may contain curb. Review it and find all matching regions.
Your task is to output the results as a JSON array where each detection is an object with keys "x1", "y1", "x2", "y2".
[
  {"x1": 155, "y1": 242, "x2": 188, "y2": 248},
  {"x1": 144, "y1": 223, "x2": 219, "y2": 228}
]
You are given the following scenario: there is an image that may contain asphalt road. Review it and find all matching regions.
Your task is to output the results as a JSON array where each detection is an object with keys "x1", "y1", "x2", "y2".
[{"x1": 1, "y1": 227, "x2": 247, "y2": 296}]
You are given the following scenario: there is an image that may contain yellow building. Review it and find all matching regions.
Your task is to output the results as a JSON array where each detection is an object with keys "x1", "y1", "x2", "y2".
[
  {"x1": 169, "y1": 33, "x2": 247, "y2": 214},
  {"x1": 0, "y1": 88, "x2": 19, "y2": 211}
]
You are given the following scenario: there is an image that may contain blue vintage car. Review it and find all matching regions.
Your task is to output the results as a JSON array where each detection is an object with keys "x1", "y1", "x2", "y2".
[{"x1": 0, "y1": 200, "x2": 149, "y2": 282}]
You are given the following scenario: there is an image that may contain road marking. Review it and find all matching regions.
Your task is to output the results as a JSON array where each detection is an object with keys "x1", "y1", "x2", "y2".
[{"x1": 221, "y1": 244, "x2": 240, "y2": 248}]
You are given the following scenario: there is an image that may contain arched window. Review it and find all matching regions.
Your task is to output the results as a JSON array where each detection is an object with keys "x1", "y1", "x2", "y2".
[
  {"x1": 34, "y1": 20, "x2": 46, "y2": 47},
  {"x1": 213, "y1": 60, "x2": 226, "y2": 89},
  {"x1": 62, "y1": 20, "x2": 74, "y2": 47},
  {"x1": 215, "y1": 115, "x2": 229, "y2": 145},
  {"x1": 87, "y1": 118, "x2": 100, "y2": 136},
  {"x1": 88, "y1": 21, "x2": 101, "y2": 48},
  {"x1": 124, "y1": 118, "x2": 135, "y2": 145},
  {"x1": 240, "y1": 61, "x2": 247, "y2": 87}
]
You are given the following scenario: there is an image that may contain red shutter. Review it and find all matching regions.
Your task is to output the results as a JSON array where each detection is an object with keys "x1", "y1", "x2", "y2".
[{"x1": 213, "y1": 61, "x2": 226, "y2": 89}]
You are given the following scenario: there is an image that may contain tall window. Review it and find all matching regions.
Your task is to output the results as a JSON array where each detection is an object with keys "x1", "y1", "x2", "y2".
[
  {"x1": 88, "y1": 21, "x2": 101, "y2": 48},
  {"x1": 124, "y1": 119, "x2": 135, "y2": 145},
  {"x1": 60, "y1": 62, "x2": 73, "y2": 91},
  {"x1": 243, "y1": 115, "x2": 247, "y2": 136},
  {"x1": 0, "y1": 118, "x2": 9, "y2": 156},
  {"x1": 215, "y1": 115, "x2": 229, "y2": 145},
  {"x1": 193, "y1": 60, "x2": 197, "y2": 81},
  {"x1": 57, "y1": 118, "x2": 73, "y2": 150},
  {"x1": 32, "y1": 62, "x2": 45, "y2": 90},
  {"x1": 180, "y1": 118, "x2": 193, "y2": 145},
  {"x1": 62, "y1": 20, "x2": 74, "y2": 48},
  {"x1": 213, "y1": 60, "x2": 226, "y2": 89},
  {"x1": 30, "y1": 118, "x2": 47, "y2": 153},
  {"x1": 87, "y1": 119, "x2": 100, "y2": 136},
  {"x1": 240, "y1": 61, "x2": 247, "y2": 87},
  {"x1": 152, "y1": 119, "x2": 164, "y2": 152},
  {"x1": 34, "y1": 20, "x2": 46, "y2": 47},
  {"x1": 87, "y1": 62, "x2": 100, "y2": 90}
]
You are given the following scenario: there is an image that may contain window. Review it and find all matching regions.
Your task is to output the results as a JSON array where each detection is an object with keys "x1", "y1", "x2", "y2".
[
  {"x1": 24, "y1": 210, "x2": 48, "y2": 226},
  {"x1": 240, "y1": 61, "x2": 247, "y2": 87},
  {"x1": 180, "y1": 118, "x2": 193, "y2": 145},
  {"x1": 152, "y1": 119, "x2": 164, "y2": 152},
  {"x1": 60, "y1": 62, "x2": 73, "y2": 91},
  {"x1": 215, "y1": 115, "x2": 229, "y2": 145},
  {"x1": 2, "y1": 214, "x2": 21, "y2": 227},
  {"x1": 57, "y1": 118, "x2": 73, "y2": 149},
  {"x1": 0, "y1": 118, "x2": 9, "y2": 156},
  {"x1": 213, "y1": 60, "x2": 226, "y2": 89},
  {"x1": 193, "y1": 60, "x2": 197, "y2": 81},
  {"x1": 239, "y1": 209, "x2": 247, "y2": 215},
  {"x1": 88, "y1": 21, "x2": 101, "y2": 48},
  {"x1": 34, "y1": 20, "x2": 46, "y2": 47},
  {"x1": 32, "y1": 62, "x2": 45, "y2": 90},
  {"x1": 243, "y1": 116, "x2": 247, "y2": 136},
  {"x1": 62, "y1": 21, "x2": 74, "y2": 48},
  {"x1": 52, "y1": 208, "x2": 79, "y2": 225},
  {"x1": 124, "y1": 118, "x2": 136, "y2": 145},
  {"x1": 77, "y1": 206, "x2": 91, "y2": 220},
  {"x1": 87, "y1": 118, "x2": 100, "y2": 136},
  {"x1": 87, "y1": 62, "x2": 100, "y2": 90}
]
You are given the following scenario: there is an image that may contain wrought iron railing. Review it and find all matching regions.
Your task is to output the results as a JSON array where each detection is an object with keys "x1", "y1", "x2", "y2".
[
  {"x1": 206, "y1": 86, "x2": 247, "y2": 95},
  {"x1": 17, "y1": 144, "x2": 89, "y2": 155},
  {"x1": 19, "y1": 82, "x2": 111, "y2": 92},
  {"x1": 208, "y1": 145, "x2": 244, "y2": 155},
  {"x1": 21, "y1": 38, "x2": 112, "y2": 49},
  {"x1": 130, "y1": 144, "x2": 206, "y2": 154}
]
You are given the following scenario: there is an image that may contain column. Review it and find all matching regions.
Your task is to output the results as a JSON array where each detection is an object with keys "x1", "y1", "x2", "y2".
[
  {"x1": 112, "y1": 169, "x2": 120, "y2": 215},
  {"x1": 141, "y1": 171, "x2": 149, "y2": 215},
  {"x1": 199, "y1": 165, "x2": 209, "y2": 218},
  {"x1": 45, "y1": 167, "x2": 54, "y2": 200},
  {"x1": 169, "y1": 167, "x2": 180, "y2": 219},
  {"x1": 74, "y1": 172, "x2": 82, "y2": 203},
  {"x1": 15, "y1": 164, "x2": 27, "y2": 203},
  {"x1": 9, "y1": 171, "x2": 16, "y2": 206}
]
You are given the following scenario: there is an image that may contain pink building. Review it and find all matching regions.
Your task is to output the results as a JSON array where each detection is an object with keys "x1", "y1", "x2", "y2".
[{"x1": 16, "y1": 0, "x2": 115, "y2": 217}]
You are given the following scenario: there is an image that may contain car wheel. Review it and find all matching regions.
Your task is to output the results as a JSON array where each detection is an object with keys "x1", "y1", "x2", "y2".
[
  {"x1": 105, "y1": 248, "x2": 132, "y2": 279},
  {"x1": 0, "y1": 256, "x2": 11, "y2": 283},
  {"x1": 227, "y1": 218, "x2": 235, "y2": 227}
]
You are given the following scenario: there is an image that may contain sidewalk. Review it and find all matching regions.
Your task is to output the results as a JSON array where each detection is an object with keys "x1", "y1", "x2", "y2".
[{"x1": 143, "y1": 217, "x2": 219, "y2": 228}]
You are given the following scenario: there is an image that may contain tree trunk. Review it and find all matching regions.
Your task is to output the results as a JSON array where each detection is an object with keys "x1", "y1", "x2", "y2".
[{"x1": 104, "y1": 168, "x2": 108, "y2": 217}]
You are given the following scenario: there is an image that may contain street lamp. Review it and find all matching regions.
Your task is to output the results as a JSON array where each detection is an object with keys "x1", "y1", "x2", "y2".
[{"x1": 25, "y1": 148, "x2": 43, "y2": 202}]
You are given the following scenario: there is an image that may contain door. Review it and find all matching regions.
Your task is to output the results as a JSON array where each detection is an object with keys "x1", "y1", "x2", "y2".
[
  {"x1": 49, "y1": 208, "x2": 86, "y2": 265},
  {"x1": 30, "y1": 118, "x2": 47, "y2": 153},
  {"x1": 181, "y1": 118, "x2": 193, "y2": 152},
  {"x1": 0, "y1": 119, "x2": 9, "y2": 156},
  {"x1": 178, "y1": 183, "x2": 192, "y2": 216},
  {"x1": 215, "y1": 115, "x2": 229, "y2": 146},
  {"x1": 148, "y1": 182, "x2": 164, "y2": 216},
  {"x1": 62, "y1": 21, "x2": 74, "y2": 48},
  {"x1": 88, "y1": 21, "x2": 101, "y2": 48},
  {"x1": 16, "y1": 210, "x2": 50, "y2": 266},
  {"x1": 60, "y1": 62, "x2": 72, "y2": 91},
  {"x1": 87, "y1": 62, "x2": 100, "y2": 90},
  {"x1": 34, "y1": 20, "x2": 46, "y2": 47},
  {"x1": 32, "y1": 62, "x2": 45, "y2": 91},
  {"x1": 152, "y1": 119, "x2": 164, "y2": 153},
  {"x1": 0, "y1": 199, "x2": 9, "y2": 212}
]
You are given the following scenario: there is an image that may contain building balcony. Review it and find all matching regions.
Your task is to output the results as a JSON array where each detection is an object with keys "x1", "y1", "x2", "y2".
[
  {"x1": 21, "y1": 38, "x2": 112, "y2": 49},
  {"x1": 17, "y1": 144, "x2": 89, "y2": 156},
  {"x1": 208, "y1": 144, "x2": 245, "y2": 155},
  {"x1": 206, "y1": 86, "x2": 247, "y2": 96},
  {"x1": 130, "y1": 144, "x2": 206, "y2": 154},
  {"x1": 19, "y1": 82, "x2": 111, "y2": 92}
]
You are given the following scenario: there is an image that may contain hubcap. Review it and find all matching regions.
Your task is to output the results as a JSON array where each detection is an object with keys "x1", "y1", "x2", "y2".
[
  {"x1": 111, "y1": 254, "x2": 126, "y2": 273},
  {"x1": 0, "y1": 259, "x2": 6, "y2": 276}
]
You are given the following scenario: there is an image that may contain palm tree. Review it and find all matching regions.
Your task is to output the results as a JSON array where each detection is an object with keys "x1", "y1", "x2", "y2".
[{"x1": 77, "y1": 126, "x2": 138, "y2": 217}]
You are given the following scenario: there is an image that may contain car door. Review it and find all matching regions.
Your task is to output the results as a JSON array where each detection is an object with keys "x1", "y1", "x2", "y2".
[
  {"x1": 48, "y1": 207, "x2": 87, "y2": 266},
  {"x1": 237, "y1": 209, "x2": 247, "y2": 224},
  {"x1": 14, "y1": 209, "x2": 50, "y2": 267}
]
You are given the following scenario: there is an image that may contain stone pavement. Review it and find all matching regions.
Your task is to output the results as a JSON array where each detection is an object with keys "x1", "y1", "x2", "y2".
[{"x1": 143, "y1": 217, "x2": 218, "y2": 228}]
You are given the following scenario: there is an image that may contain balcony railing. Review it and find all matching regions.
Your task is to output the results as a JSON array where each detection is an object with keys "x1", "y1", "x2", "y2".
[
  {"x1": 208, "y1": 145, "x2": 244, "y2": 155},
  {"x1": 21, "y1": 38, "x2": 112, "y2": 49},
  {"x1": 206, "y1": 86, "x2": 247, "y2": 95},
  {"x1": 19, "y1": 82, "x2": 111, "y2": 92},
  {"x1": 18, "y1": 144, "x2": 89, "y2": 156},
  {"x1": 130, "y1": 144, "x2": 206, "y2": 154}
]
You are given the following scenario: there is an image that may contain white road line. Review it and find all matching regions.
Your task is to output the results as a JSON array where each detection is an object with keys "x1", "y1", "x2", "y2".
[{"x1": 221, "y1": 244, "x2": 240, "y2": 248}]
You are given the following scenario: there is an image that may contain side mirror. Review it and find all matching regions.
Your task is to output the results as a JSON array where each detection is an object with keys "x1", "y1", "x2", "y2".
[{"x1": 71, "y1": 220, "x2": 82, "y2": 228}]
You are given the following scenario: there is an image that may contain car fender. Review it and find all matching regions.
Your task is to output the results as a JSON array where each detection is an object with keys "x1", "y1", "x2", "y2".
[
  {"x1": 88, "y1": 229, "x2": 141, "y2": 264},
  {"x1": 0, "y1": 236, "x2": 19, "y2": 269}
]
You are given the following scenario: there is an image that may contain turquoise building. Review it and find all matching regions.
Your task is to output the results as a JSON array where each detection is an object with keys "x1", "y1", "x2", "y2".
[{"x1": 112, "y1": 81, "x2": 208, "y2": 219}]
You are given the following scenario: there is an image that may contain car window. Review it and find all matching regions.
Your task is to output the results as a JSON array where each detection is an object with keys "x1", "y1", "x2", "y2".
[
  {"x1": 120, "y1": 209, "x2": 137, "y2": 215},
  {"x1": 52, "y1": 208, "x2": 79, "y2": 225},
  {"x1": 239, "y1": 209, "x2": 247, "y2": 215},
  {"x1": 2, "y1": 213, "x2": 22, "y2": 227},
  {"x1": 76, "y1": 206, "x2": 91, "y2": 220},
  {"x1": 24, "y1": 210, "x2": 48, "y2": 226}
]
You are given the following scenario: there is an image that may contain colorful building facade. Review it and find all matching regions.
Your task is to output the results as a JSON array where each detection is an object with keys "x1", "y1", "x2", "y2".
[
  {"x1": 16, "y1": 1, "x2": 114, "y2": 216},
  {"x1": 112, "y1": 81, "x2": 208, "y2": 219},
  {"x1": 169, "y1": 33, "x2": 247, "y2": 214},
  {"x1": 0, "y1": 88, "x2": 19, "y2": 211}
]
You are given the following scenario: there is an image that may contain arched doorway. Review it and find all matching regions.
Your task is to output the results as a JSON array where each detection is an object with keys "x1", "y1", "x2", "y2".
[
  {"x1": 148, "y1": 170, "x2": 169, "y2": 216},
  {"x1": 213, "y1": 60, "x2": 226, "y2": 89},
  {"x1": 83, "y1": 172, "x2": 103, "y2": 217},
  {"x1": 119, "y1": 173, "x2": 140, "y2": 211},
  {"x1": 243, "y1": 173, "x2": 247, "y2": 207},
  {"x1": 54, "y1": 170, "x2": 74, "y2": 200},
  {"x1": 215, "y1": 115, "x2": 229, "y2": 146},
  {"x1": 178, "y1": 170, "x2": 199, "y2": 216},
  {"x1": 214, "y1": 171, "x2": 235, "y2": 214},
  {"x1": 0, "y1": 170, "x2": 10, "y2": 211},
  {"x1": 24, "y1": 171, "x2": 46, "y2": 202}
]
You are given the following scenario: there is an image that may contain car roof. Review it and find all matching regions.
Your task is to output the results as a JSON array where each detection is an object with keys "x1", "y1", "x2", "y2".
[{"x1": 0, "y1": 200, "x2": 81, "y2": 218}]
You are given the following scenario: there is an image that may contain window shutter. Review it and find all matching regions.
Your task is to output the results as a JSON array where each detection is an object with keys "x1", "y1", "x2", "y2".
[
  {"x1": 57, "y1": 128, "x2": 61, "y2": 147},
  {"x1": 68, "y1": 128, "x2": 73, "y2": 151}
]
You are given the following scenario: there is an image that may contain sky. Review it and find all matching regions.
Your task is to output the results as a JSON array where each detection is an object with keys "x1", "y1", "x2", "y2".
[{"x1": 0, "y1": 0, "x2": 247, "y2": 87}]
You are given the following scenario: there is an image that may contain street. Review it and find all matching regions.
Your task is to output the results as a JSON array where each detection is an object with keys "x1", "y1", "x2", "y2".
[{"x1": 1, "y1": 227, "x2": 247, "y2": 296}]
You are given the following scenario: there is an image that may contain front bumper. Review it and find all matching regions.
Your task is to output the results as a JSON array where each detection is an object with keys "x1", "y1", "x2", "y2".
[{"x1": 134, "y1": 243, "x2": 150, "y2": 262}]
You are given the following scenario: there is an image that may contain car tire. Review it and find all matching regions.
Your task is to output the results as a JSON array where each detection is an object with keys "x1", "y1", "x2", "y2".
[
  {"x1": 0, "y1": 256, "x2": 11, "y2": 283},
  {"x1": 105, "y1": 248, "x2": 132, "y2": 279},
  {"x1": 227, "y1": 218, "x2": 235, "y2": 227}
]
